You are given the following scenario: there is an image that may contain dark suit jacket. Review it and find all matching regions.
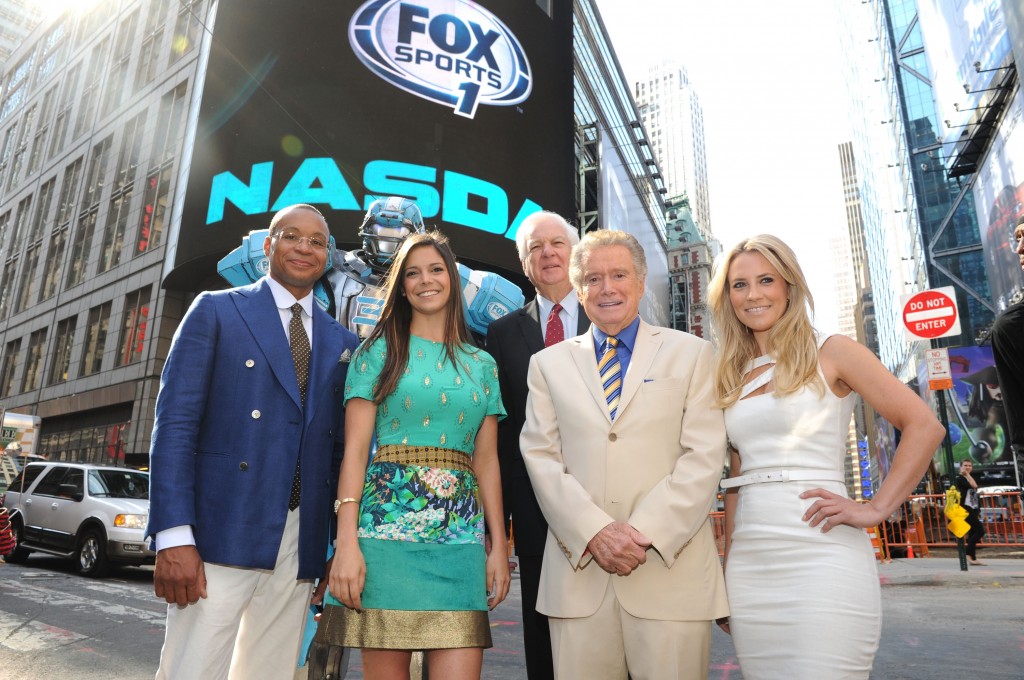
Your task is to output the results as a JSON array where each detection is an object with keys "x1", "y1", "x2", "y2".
[
  {"x1": 487, "y1": 298, "x2": 589, "y2": 556},
  {"x1": 147, "y1": 278, "x2": 359, "y2": 579}
]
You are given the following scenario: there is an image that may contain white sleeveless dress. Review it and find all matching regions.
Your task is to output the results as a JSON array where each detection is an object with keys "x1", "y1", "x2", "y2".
[{"x1": 724, "y1": 345, "x2": 881, "y2": 679}]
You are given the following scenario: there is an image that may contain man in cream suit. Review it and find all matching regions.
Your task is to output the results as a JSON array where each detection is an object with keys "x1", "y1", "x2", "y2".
[{"x1": 520, "y1": 230, "x2": 728, "y2": 679}]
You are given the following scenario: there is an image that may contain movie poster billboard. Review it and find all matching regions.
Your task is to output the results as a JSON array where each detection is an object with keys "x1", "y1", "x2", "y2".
[
  {"x1": 167, "y1": 0, "x2": 575, "y2": 289},
  {"x1": 920, "y1": 346, "x2": 1017, "y2": 484}
]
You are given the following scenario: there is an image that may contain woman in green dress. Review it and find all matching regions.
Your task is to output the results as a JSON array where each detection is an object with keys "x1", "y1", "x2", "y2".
[{"x1": 325, "y1": 231, "x2": 510, "y2": 679}]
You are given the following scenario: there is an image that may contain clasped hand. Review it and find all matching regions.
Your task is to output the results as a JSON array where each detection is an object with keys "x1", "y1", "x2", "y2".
[
  {"x1": 801, "y1": 488, "x2": 884, "y2": 532},
  {"x1": 587, "y1": 521, "x2": 652, "y2": 576}
]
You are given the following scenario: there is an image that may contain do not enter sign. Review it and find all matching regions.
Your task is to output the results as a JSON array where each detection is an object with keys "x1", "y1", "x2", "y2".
[{"x1": 901, "y1": 286, "x2": 961, "y2": 341}]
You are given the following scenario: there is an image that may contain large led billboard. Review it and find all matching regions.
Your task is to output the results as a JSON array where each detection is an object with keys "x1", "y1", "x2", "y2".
[{"x1": 167, "y1": 0, "x2": 574, "y2": 289}]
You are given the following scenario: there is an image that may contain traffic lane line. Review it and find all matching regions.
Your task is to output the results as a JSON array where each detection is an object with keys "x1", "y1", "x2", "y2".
[{"x1": 0, "y1": 579, "x2": 166, "y2": 625}]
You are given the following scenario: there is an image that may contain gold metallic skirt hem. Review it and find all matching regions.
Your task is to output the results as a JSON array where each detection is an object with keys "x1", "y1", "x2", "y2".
[{"x1": 316, "y1": 604, "x2": 491, "y2": 649}]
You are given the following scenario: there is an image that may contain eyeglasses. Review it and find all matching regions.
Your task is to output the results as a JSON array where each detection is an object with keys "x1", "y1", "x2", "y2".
[{"x1": 275, "y1": 230, "x2": 329, "y2": 251}]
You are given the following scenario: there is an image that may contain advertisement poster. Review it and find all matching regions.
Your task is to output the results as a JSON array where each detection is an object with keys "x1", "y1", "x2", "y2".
[
  {"x1": 168, "y1": 0, "x2": 575, "y2": 290},
  {"x1": 923, "y1": 345, "x2": 1016, "y2": 483}
]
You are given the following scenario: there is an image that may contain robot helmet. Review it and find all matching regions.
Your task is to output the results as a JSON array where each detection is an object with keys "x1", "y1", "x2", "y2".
[{"x1": 359, "y1": 196, "x2": 426, "y2": 273}]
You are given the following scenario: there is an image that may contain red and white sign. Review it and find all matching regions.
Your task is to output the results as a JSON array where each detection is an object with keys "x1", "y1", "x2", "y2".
[
  {"x1": 925, "y1": 348, "x2": 953, "y2": 391},
  {"x1": 901, "y1": 286, "x2": 961, "y2": 341}
]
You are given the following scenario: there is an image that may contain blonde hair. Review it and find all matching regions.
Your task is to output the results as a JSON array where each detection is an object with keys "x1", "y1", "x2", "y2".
[{"x1": 708, "y1": 234, "x2": 823, "y2": 408}]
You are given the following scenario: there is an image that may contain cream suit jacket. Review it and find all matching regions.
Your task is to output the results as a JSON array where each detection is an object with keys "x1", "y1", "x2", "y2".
[{"x1": 521, "y1": 320, "x2": 729, "y2": 621}]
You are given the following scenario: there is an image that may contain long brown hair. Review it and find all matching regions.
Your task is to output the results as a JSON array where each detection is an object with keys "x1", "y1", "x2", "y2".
[{"x1": 362, "y1": 231, "x2": 472, "y2": 403}]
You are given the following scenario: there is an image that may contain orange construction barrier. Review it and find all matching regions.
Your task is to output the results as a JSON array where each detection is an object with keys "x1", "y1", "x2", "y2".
[
  {"x1": 866, "y1": 526, "x2": 888, "y2": 562},
  {"x1": 903, "y1": 516, "x2": 930, "y2": 558}
]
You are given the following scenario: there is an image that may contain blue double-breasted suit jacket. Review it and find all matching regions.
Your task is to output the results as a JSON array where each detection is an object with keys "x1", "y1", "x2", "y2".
[{"x1": 147, "y1": 278, "x2": 359, "y2": 579}]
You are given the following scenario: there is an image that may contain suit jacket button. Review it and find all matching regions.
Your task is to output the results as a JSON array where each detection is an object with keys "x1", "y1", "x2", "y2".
[
  {"x1": 251, "y1": 410, "x2": 261, "y2": 419},
  {"x1": 239, "y1": 462, "x2": 248, "y2": 471},
  {"x1": 609, "y1": 433, "x2": 617, "y2": 442},
  {"x1": 245, "y1": 359, "x2": 255, "y2": 368}
]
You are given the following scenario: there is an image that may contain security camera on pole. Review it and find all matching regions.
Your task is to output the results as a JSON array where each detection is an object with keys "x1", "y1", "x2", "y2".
[{"x1": 900, "y1": 285, "x2": 968, "y2": 570}]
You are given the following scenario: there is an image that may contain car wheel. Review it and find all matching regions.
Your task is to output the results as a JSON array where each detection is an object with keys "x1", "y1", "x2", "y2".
[
  {"x1": 5, "y1": 517, "x2": 30, "y2": 563},
  {"x1": 76, "y1": 528, "x2": 109, "y2": 577}
]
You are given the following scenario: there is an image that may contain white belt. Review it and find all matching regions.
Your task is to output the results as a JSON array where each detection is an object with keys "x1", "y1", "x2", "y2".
[{"x1": 720, "y1": 469, "x2": 846, "y2": 489}]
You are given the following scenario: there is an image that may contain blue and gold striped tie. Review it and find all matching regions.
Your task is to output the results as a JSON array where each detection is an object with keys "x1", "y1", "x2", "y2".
[{"x1": 599, "y1": 337, "x2": 622, "y2": 420}]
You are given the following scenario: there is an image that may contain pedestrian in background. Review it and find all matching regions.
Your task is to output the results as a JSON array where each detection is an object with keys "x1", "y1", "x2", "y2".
[{"x1": 954, "y1": 460, "x2": 986, "y2": 566}]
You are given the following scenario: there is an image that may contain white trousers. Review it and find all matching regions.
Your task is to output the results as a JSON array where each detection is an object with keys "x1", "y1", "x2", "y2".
[
  {"x1": 156, "y1": 509, "x2": 314, "y2": 680},
  {"x1": 549, "y1": 580, "x2": 712, "y2": 680}
]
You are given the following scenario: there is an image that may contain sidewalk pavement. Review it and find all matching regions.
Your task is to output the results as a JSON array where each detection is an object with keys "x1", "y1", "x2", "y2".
[{"x1": 877, "y1": 556, "x2": 1024, "y2": 585}]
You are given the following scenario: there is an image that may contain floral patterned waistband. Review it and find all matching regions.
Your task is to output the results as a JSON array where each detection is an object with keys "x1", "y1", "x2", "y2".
[{"x1": 374, "y1": 445, "x2": 473, "y2": 473}]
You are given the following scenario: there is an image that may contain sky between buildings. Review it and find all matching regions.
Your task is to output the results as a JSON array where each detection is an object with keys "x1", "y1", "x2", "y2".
[{"x1": 596, "y1": 0, "x2": 851, "y2": 333}]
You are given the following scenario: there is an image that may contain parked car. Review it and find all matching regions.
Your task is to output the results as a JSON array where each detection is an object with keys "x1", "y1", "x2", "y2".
[{"x1": 0, "y1": 462, "x2": 154, "y2": 576}]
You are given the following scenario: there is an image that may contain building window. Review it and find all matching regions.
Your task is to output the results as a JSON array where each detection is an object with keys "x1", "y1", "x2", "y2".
[
  {"x1": 48, "y1": 63, "x2": 81, "y2": 160},
  {"x1": 0, "y1": 123, "x2": 18, "y2": 190},
  {"x1": 27, "y1": 87, "x2": 57, "y2": 177},
  {"x1": 6, "y1": 104, "x2": 35, "y2": 192},
  {"x1": 117, "y1": 285, "x2": 151, "y2": 366},
  {"x1": 0, "y1": 211, "x2": 15, "y2": 319},
  {"x1": 66, "y1": 210, "x2": 97, "y2": 289},
  {"x1": 99, "y1": 114, "x2": 145, "y2": 272},
  {"x1": 36, "y1": 20, "x2": 69, "y2": 85},
  {"x1": 153, "y1": 82, "x2": 187, "y2": 165},
  {"x1": 0, "y1": 53, "x2": 33, "y2": 122},
  {"x1": 48, "y1": 315, "x2": 77, "y2": 385},
  {"x1": 10, "y1": 195, "x2": 32, "y2": 253},
  {"x1": 80, "y1": 302, "x2": 112, "y2": 377},
  {"x1": 22, "y1": 328, "x2": 47, "y2": 392},
  {"x1": 100, "y1": 191, "x2": 131, "y2": 272},
  {"x1": 102, "y1": 12, "x2": 139, "y2": 120},
  {"x1": 137, "y1": 165, "x2": 170, "y2": 254},
  {"x1": 66, "y1": 138, "x2": 111, "y2": 289},
  {"x1": 135, "y1": 0, "x2": 170, "y2": 91},
  {"x1": 40, "y1": 159, "x2": 82, "y2": 301},
  {"x1": 14, "y1": 243, "x2": 40, "y2": 314},
  {"x1": 170, "y1": 0, "x2": 204, "y2": 63},
  {"x1": 74, "y1": 36, "x2": 112, "y2": 141},
  {"x1": 0, "y1": 338, "x2": 21, "y2": 397}
]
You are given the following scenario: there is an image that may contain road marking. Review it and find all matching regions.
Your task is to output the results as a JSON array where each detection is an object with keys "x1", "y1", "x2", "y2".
[
  {"x1": 0, "y1": 579, "x2": 165, "y2": 624},
  {"x1": 0, "y1": 611, "x2": 86, "y2": 651}
]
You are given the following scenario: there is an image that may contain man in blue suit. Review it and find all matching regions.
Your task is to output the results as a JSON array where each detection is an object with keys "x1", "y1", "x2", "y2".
[{"x1": 147, "y1": 204, "x2": 359, "y2": 679}]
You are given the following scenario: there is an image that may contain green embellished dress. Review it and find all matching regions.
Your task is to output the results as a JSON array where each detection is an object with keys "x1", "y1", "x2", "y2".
[{"x1": 329, "y1": 335, "x2": 506, "y2": 649}]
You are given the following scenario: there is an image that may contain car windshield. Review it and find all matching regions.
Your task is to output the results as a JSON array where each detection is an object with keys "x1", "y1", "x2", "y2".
[{"x1": 87, "y1": 470, "x2": 149, "y2": 499}]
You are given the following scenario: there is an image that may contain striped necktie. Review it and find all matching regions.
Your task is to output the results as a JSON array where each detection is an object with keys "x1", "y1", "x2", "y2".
[{"x1": 599, "y1": 336, "x2": 622, "y2": 420}]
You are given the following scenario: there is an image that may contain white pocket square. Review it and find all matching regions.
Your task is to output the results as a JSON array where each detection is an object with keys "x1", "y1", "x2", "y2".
[{"x1": 339, "y1": 349, "x2": 352, "y2": 363}]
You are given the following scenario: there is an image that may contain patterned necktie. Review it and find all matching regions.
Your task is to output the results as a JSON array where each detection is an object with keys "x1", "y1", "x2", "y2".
[
  {"x1": 599, "y1": 336, "x2": 622, "y2": 420},
  {"x1": 545, "y1": 303, "x2": 565, "y2": 347},
  {"x1": 288, "y1": 303, "x2": 310, "y2": 510}
]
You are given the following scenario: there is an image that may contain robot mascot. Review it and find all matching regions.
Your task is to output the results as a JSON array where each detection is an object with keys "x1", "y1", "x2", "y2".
[
  {"x1": 217, "y1": 196, "x2": 525, "y2": 680},
  {"x1": 218, "y1": 196, "x2": 525, "y2": 340}
]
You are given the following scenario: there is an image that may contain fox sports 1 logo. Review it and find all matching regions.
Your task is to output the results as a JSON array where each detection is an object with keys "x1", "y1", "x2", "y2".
[{"x1": 349, "y1": 0, "x2": 533, "y2": 118}]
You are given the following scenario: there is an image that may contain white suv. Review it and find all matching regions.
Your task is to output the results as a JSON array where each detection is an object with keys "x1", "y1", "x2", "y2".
[{"x1": 1, "y1": 462, "x2": 155, "y2": 577}]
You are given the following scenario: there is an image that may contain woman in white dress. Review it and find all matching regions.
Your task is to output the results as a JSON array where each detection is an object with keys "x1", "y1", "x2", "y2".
[{"x1": 708, "y1": 234, "x2": 945, "y2": 679}]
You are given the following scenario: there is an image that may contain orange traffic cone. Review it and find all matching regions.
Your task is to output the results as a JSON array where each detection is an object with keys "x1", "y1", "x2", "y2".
[{"x1": 906, "y1": 541, "x2": 915, "y2": 559}]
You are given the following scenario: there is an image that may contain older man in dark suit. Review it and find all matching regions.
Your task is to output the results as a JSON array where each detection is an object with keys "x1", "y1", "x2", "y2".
[
  {"x1": 148, "y1": 204, "x2": 359, "y2": 679},
  {"x1": 487, "y1": 211, "x2": 587, "y2": 680}
]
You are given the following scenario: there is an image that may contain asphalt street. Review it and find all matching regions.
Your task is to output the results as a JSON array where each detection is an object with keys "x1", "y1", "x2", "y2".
[{"x1": 0, "y1": 554, "x2": 1022, "y2": 678}]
